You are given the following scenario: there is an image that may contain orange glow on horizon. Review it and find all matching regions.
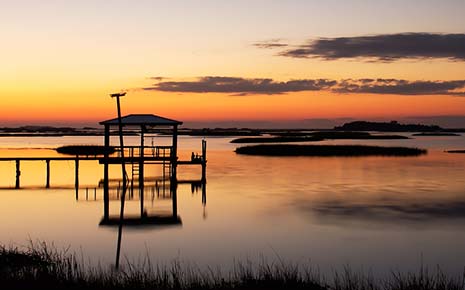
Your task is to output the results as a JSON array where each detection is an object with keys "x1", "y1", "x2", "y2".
[{"x1": 2, "y1": 89, "x2": 465, "y2": 126}]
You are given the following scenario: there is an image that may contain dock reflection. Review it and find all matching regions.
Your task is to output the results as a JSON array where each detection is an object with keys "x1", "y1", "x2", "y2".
[
  {"x1": 75, "y1": 177, "x2": 207, "y2": 227},
  {"x1": 98, "y1": 180, "x2": 183, "y2": 228},
  {"x1": 76, "y1": 175, "x2": 207, "y2": 268}
]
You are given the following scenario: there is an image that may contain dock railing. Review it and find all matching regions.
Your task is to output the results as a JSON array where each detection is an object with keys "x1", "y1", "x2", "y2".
[{"x1": 114, "y1": 145, "x2": 172, "y2": 159}]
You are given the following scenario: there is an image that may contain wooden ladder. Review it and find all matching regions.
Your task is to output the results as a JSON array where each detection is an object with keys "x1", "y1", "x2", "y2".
[
  {"x1": 131, "y1": 163, "x2": 139, "y2": 181},
  {"x1": 162, "y1": 161, "x2": 171, "y2": 180}
]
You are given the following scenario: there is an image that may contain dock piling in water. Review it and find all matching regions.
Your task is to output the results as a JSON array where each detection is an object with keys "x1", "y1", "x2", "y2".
[
  {"x1": 15, "y1": 160, "x2": 20, "y2": 189},
  {"x1": 201, "y1": 139, "x2": 207, "y2": 182},
  {"x1": 46, "y1": 159, "x2": 50, "y2": 188}
]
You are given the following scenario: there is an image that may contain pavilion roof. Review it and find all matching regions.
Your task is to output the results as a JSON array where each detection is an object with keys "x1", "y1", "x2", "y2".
[{"x1": 100, "y1": 114, "x2": 182, "y2": 126}]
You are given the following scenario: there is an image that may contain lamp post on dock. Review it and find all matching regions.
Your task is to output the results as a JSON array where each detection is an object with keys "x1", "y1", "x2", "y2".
[
  {"x1": 110, "y1": 92, "x2": 127, "y2": 182},
  {"x1": 110, "y1": 92, "x2": 127, "y2": 269}
]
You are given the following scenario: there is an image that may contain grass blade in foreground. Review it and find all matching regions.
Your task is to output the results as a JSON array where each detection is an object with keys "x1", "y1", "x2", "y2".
[{"x1": 1, "y1": 244, "x2": 464, "y2": 290}]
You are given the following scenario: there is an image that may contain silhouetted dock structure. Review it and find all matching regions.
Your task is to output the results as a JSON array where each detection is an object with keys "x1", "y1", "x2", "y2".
[
  {"x1": 0, "y1": 106, "x2": 208, "y2": 268},
  {"x1": 99, "y1": 114, "x2": 206, "y2": 221},
  {"x1": 0, "y1": 114, "x2": 207, "y2": 191}
]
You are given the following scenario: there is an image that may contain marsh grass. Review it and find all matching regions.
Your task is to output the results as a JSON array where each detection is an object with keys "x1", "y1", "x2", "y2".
[
  {"x1": 0, "y1": 242, "x2": 463, "y2": 290},
  {"x1": 412, "y1": 133, "x2": 460, "y2": 136},
  {"x1": 56, "y1": 145, "x2": 115, "y2": 156},
  {"x1": 231, "y1": 132, "x2": 408, "y2": 143},
  {"x1": 235, "y1": 145, "x2": 427, "y2": 157},
  {"x1": 446, "y1": 150, "x2": 465, "y2": 154},
  {"x1": 230, "y1": 136, "x2": 324, "y2": 143}
]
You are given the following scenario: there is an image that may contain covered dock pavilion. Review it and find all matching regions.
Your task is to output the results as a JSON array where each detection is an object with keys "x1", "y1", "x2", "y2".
[{"x1": 99, "y1": 113, "x2": 206, "y2": 221}]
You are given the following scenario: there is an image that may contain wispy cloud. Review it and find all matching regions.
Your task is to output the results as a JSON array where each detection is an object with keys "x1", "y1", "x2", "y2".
[
  {"x1": 144, "y1": 76, "x2": 465, "y2": 96},
  {"x1": 148, "y1": 76, "x2": 166, "y2": 81},
  {"x1": 252, "y1": 39, "x2": 288, "y2": 49},
  {"x1": 277, "y1": 33, "x2": 465, "y2": 62}
]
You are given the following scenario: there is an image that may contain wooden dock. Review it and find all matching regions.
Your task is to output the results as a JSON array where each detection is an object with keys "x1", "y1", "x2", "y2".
[
  {"x1": 0, "y1": 113, "x2": 208, "y2": 234},
  {"x1": 0, "y1": 150, "x2": 206, "y2": 189},
  {"x1": 0, "y1": 156, "x2": 93, "y2": 189}
]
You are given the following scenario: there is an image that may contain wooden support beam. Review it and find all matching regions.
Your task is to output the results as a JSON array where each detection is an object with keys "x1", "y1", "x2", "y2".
[
  {"x1": 171, "y1": 181, "x2": 177, "y2": 217},
  {"x1": 75, "y1": 158, "x2": 79, "y2": 200},
  {"x1": 171, "y1": 125, "x2": 178, "y2": 182},
  {"x1": 139, "y1": 124, "x2": 145, "y2": 218},
  {"x1": 15, "y1": 160, "x2": 20, "y2": 189},
  {"x1": 201, "y1": 139, "x2": 207, "y2": 182},
  {"x1": 45, "y1": 159, "x2": 50, "y2": 188},
  {"x1": 103, "y1": 125, "x2": 110, "y2": 220},
  {"x1": 140, "y1": 188, "x2": 144, "y2": 218},
  {"x1": 139, "y1": 125, "x2": 145, "y2": 189}
]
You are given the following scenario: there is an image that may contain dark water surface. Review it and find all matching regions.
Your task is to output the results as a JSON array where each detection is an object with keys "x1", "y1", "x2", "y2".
[{"x1": 1, "y1": 134, "x2": 465, "y2": 276}]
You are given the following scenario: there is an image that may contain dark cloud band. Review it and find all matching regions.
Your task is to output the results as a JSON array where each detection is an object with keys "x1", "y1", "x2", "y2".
[
  {"x1": 333, "y1": 79, "x2": 465, "y2": 95},
  {"x1": 143, "y1": 76, "x2": 465, "y2": 96},
  {"x1": 278, "y1": 33, "x2": 465, "y2": 62},
  {"x1": 143, "y1": 76, "x2": 336, "y2": 95}
]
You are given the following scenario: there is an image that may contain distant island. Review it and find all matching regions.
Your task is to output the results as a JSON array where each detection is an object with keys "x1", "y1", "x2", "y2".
[
  {"x1": 231, "y1": 131, "x2": 408, "y2": 143},
  {"x1": 446, "y1": 150, "x2": 465, "y2": 154},
  {"x1": 1, "y1": 120, "x2": 464, "y2": 137},
  {"x1": 0, "y1": 126, "x2": 101, "y2": 136},
  {"x1": 0, "y1": 126, "x2": 139, "y2": 136},
  {"x1": 334, "y1": 120, "x2": 443, "y2": 132},
  {"x1": 412, "y1": 132, "x2": 460, "y2": 136}
]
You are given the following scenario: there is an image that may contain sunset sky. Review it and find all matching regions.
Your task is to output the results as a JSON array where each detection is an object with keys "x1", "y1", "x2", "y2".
[{"x1": 1, "y1": 0, "x2": 465, "y2": 128}]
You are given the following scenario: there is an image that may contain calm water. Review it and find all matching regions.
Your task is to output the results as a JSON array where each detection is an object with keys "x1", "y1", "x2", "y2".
[{"x1": 1, "y1": 134, "x2": 465, "y2": 277}]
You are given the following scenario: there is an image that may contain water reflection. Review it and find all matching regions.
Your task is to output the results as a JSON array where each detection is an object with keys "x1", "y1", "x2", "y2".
[
  {"x1": 75, "y1": 178, "x2": 207, "y2": 227},
  {"x1": 4, "y1": 140, "x2": 465, "y2": 276},
  {"x1": 292, "y1": 194, "x2": 465, "y2": 228},
  {"x1": 76, "y1": 175, "x2": 206, "y2": 268}
]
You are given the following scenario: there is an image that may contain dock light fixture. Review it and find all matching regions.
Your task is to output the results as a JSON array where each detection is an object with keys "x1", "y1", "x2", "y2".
[{"x1": 110, "y1": 92, "x2": 126, "y2": 98}]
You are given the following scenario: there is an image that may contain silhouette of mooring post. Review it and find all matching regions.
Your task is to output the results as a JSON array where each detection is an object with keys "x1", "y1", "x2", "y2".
[
  {"x1": 171, "y1": 124, "x2": 178, "y2": 182},
  {"x1": 15, "y1": 159, "x2": 20, "y2": 189},
  {"x1": 139, "y1": 125, "x2": 145, "y2": 218},
  {"x1": 45, "y1": 159, "x2": 50, "y2": 188},
  {"x1": 111, "y1": 91, "x2": 127, "y2": 270},
  {"x1": 172, "y1": 181, "x2": 178, "y2": 218},
  {"x1": 75, "y1": 157, "x2": 79, "y2": 200},
  {"x1": 201, "y1": 139, "x2": 207, "y2": 182},
  {"x1": 103, "y1": 125, "x2": 110, "y2": 220}
]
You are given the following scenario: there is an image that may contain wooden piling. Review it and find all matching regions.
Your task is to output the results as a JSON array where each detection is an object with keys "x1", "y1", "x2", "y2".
[
  {"x1": 171, "y1": 125, "x2": 178, "y2": 182},
  {"x1": 201, "y1": 139, "x2": 207, "y2": 182},
  {"x1": 139, "y1": 126, "x2": 145, "y2": 189},
  {"x1": 15, "y1": 160, "x2": 20, "y2": 189},
  {"x1": 74, "y1": 158, "x2": 79, "y2": 200},
  {"x1": 171, "y1": 182, "x2": 177, "y2": 217},
  {"x1": 45, "y1": 159, "x2": 50, "y2": 188},
  {"x1": 103, "y1": 125, "x2": 110, "y2": 220},
  {"x1": 140, "y1": 187, "x2": 144, "y2": 217}
]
